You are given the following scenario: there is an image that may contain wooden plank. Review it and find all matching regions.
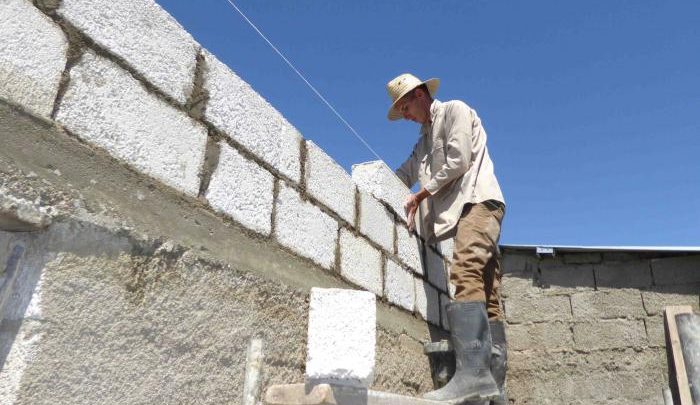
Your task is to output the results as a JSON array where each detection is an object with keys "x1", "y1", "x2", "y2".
[{"x1": 665, "y1": 305, "x2": 694, "y2": 405}]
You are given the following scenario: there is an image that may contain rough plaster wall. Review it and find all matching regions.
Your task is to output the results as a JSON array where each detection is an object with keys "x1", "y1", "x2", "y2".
[{"x1": 501, "y1": 249, "x2": 700, "y2": 405}]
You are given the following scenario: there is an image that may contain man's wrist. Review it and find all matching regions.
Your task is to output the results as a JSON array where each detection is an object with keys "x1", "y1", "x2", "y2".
[{"x1": 415, "y1": 188, "x2": 430, "y2": 203}]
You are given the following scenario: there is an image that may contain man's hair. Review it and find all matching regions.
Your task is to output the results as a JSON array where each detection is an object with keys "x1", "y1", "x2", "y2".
[{"x1": 412, "y1": 84, "x2": 431, "y2": 99}]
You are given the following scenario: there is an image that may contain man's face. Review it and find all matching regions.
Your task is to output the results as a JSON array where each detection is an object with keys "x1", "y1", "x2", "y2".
[{"x1": 394, "y1": 89, "x2": 429, "y2": 124}]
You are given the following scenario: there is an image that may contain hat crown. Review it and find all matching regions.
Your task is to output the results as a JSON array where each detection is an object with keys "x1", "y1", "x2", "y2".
[{"x1": 386, "y1": 73, "x2": 422, "y2": 103}]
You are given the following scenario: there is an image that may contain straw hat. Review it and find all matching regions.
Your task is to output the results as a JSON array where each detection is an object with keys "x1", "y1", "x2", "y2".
[{"x1": 386, "y1": 73, "x2": 440, "y2": 120}]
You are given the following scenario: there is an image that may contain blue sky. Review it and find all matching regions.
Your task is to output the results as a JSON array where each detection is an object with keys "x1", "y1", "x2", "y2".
[{"x1": 157, "y1": 0, "x2": 699, "y2": 247}]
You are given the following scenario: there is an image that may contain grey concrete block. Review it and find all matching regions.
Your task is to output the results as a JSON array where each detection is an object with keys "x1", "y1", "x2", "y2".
[
  {"x1": 55, "y1": 52, "x2": 207, "y2": 196},
  {"x1": 570, "y1": 289, "x2": 645, "y2": 320},
  {"x1": 424, "y1": 248, "x2": 448, "y2": 292},
  {"x1": 509, "y1": 346, "x2": 666, "y2": 374},
  {"x1": 504, "y1": 295, "x2": 572, "y2": 324},
  {"x1": 538, "y1": 261, "x2": 595, "y2": 289},
  {"x1": 641, "y1": 289, "x2": 699, "y2": 316},
  {"x1": 508, "y1": 321, "x2": 573, "y2": 351},
  {"x1": 396, "y1": 225, "x2": 423, "y2": 275},
  {"x1": 203, "y1": 52, "x2": 301, "y2": 183},
  {"x1": 339, "y1": 229, "x2": 382, "y2": 296},
  {"x1": 645, "y1": 315, "x2": 665, "y2": 347},
  {"x1": 562, "y1": 252, "x2": 602, "y2": 264},
  {"x1": 0, "y1": 0, "x2": 67, "y2": 118},
  {"x1": 352, "y1": 161, "x2": 410, "y2": 222},
  {"x1": 414, "y1": 279, "x2": 440, "y2": 326},
  {"x1": 573, "y1": 319, "x2": 647, "y2": 350},
  {"x1": 501, "y1": 251, "x2": 538, "y2": 275},
  {"x1": 59, "y1": 0, "x2": 198, "y2": 103},
  {"x1": 274, "y1": 183, "x2": 338, "y2": 269},
  {"x1": 501, "y1": 274, "x2": 541, "y2": 299},
  {"x1": 384, "y1": 259, "x2": 414, "y2": 312},
  {"x1": 358, "y1": 191, "x2": 393, "y2": 252},
  {"x1": 305, "y1": 141, "x2": 355, "y2": 224},
  {"x1": 437, "y1": 238, "x2": 454, "y2": 262},
  {"x1": 651, "y1": 255, "x2": 700, "y2": 285},
  {"x1": 594, "y1": 260, "x2": 652, "y2": 289},
  {"x1": 205, "y1": 143, "x2": 274, "y2": 236}
]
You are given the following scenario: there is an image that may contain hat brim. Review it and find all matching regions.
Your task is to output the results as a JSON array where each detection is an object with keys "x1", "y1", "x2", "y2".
[{"x1": 387, "y1": 78, "x2": 440, "y2": 121}]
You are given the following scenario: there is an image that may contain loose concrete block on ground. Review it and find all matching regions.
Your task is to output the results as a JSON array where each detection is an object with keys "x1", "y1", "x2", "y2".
[
  {"x1": 306, "y1": 288, "x2": 376, "y2": 387},
  {"x1": 202, "y1": 52, "x2": 301, "y2": 182},
  {"x1": 594, "y1": 260, "x2": 652, "y2": 289},
  {"x1": 425, "y1": 248, "x2": 448, "y2": 292},
  {"x1": 305, "y1": 141, "x2": 355, "y2": 224},
  {"x1": 651, "y1": 255, "x2": 700, "y2": 285},
  {"x1": 274, "y1": 183, "x2": 338, "y2": 269},
  {"x1": 641, "y1": 289, "x2": 700, "y2": 316},
  {"x1": 504, "y1": 294, "x2": 572, "y2": 324},
  {"x1": 55, "y1": 52, "x2": 207, "y2": 197},
  {"x1": 358, "y1": 191, "x2": 394, "y2": 252},
  {"x1": 0, "y1": 0, "x2": 67, "y2": 118},
  {"x1": 352, "y1": 161, "x2": 409, "y2": 222},
  {"x1": 59, "y1": 0, "x2": 198, "y2": 103},
  {"x1": 414, "y1": 279, "x2": 440, "y2": 326},
  {"x1": 396, "y1": 225, "x2": 423, "y2": 275},
  {"x1": 384, "y1": 259, "x2": 414, "y2": 312},
  {"x1": 508, "y1": 321, "x2": 574, "y2": 351},
  {"x1": 571, "y1": 289, "x2": 645, "y2": 320},
  {"x1": 573, "y1": 319, "x2": 647, "y2": 350},
  {"x1": 339, "y1": 229, "x2": 382, "y2": 296},
  {"x1": 205, "y1": 143, "x2": 274, "y2": 236}
]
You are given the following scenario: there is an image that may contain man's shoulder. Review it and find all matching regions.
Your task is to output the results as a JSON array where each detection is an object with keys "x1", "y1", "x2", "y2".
[{"x1": 442, "y1": 99, "x2": 474, "y2": 117}]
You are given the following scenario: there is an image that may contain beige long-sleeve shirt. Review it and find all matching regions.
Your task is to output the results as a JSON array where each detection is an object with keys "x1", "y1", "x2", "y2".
[{"x1": 396, "y1": 99, "x2": 504, "y2": 243}]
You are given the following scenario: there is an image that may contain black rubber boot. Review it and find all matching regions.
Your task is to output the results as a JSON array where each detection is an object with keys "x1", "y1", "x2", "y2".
[
  {"x1": 423, "y1": 302, "x2": 499, "y2": 404},
  {"x1": 488, "y1": 320, "x2": 509, "y2": 405}
]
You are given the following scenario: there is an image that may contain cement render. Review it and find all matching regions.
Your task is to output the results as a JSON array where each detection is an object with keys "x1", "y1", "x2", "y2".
[
  {"x1": 0, "y1": 101, "x2": 435, "y2": 403},
  {"x1": 205, "y1": 142, "x2": 275, "y2": 236},
  {"x1": 0, "y1": 0, "x2": 67, "y2": 118},
  {"x1": 202, "y1": 51, "x2": 301, "y2": 183},
  {"x1": 58, "y1": 0, "x2": 199, "y2": 103},
  {"x1": 55, "y1": 51, "x2": 207, "y2": 197}
]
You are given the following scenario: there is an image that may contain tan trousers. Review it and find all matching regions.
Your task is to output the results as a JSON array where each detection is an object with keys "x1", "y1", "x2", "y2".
[{"x1": 450, "y1": 201, "x2": 505, "y2": 320}]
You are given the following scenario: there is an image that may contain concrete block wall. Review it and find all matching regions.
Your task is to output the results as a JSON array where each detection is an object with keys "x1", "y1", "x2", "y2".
[
  {"x1": 0, "y1": 0, "x2": 453, "y2": 328},
  {"x1": 501, "y1": 247, "x2": 700, "y2": 405}
]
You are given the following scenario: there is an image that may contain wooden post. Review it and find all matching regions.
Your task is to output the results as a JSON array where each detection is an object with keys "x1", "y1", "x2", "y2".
[{"x1": 665, "y1": 305, "x2": 693, "y2": 405}]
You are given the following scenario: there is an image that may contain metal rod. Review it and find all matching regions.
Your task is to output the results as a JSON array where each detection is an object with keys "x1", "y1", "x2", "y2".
[{"x1": 242, "y1": 337, "x2": 264, "y2": 405}]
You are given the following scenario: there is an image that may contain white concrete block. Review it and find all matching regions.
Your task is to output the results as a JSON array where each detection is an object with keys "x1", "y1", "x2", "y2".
[
  {"x1": 205, "y1": 143, "x2": 274, "y2": 236},
  {"x1": 305, "y1": 141, "x2": 355, "y2": 224},
  {"x1": 358, "y1": 191, "x2": 394, "y2": 252},
  {"x1": 0, "y1": 0, "x2": 67, "y2": 118},
  {"x1": 59, "y1": 0, "x2": 198, "y2": 103},
  {"x1": 425, "y1": 248, "x2": 448, "y2": 292},
  {"x1": 55, "y1": 52, "x2": 207, "y2": 197},
  {"x1": 414, "y1": 279, "x2": 440, "y2": 326},
  {"x1": 384, "y1": 259, "x2": 414, "y2": 312},
  {"x1": 203, "y1": 52, "x2": 301, "y2": 183},
  {"x1": 274, "y1": 183, "x2": 337, "y2": 269},
  {"x1": 352, "y1": 161, "x2": 410, "y2": 222},
  {"x1": 396, "y1": 225, "x2": 423, "y2": 275},
  {"x1": 339, "y1": 230, "x2": 382, "y2": 296},
  {"x1": 307, "y1": 288, "x2": 376, "y2": 387}
]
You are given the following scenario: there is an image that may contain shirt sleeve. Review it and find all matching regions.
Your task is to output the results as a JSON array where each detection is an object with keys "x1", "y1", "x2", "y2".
[
  {"x1": 395, "y1": 140, "x2": 421, "y2": 188},
  {"x1": 424, "y1": 101, "x2": 473, "y2": 194}
]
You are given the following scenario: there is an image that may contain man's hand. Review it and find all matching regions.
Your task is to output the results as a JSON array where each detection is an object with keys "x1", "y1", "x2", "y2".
[{"x1": 403, "y1": 188, "x2": 430, "y2": 232}]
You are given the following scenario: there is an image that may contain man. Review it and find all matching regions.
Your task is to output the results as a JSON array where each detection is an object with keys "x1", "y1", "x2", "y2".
[{"x1": 387, "y1": 73, "x2": 507, "y2": 405}]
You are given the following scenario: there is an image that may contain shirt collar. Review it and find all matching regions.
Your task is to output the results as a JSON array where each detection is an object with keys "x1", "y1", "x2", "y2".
[{"x1": 421, "y1": 99, "x2": 442, "y2": 135}]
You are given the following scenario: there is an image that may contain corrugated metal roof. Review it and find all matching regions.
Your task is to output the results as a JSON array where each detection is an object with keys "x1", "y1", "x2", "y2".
[{"x1": 501, "y1": 244, "x2": 700, "y2": 253}]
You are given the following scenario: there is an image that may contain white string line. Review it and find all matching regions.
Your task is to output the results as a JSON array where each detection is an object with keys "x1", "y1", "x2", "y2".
[{"x1": 222, "y1": 0, "x2": 385, "y2": 163}]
